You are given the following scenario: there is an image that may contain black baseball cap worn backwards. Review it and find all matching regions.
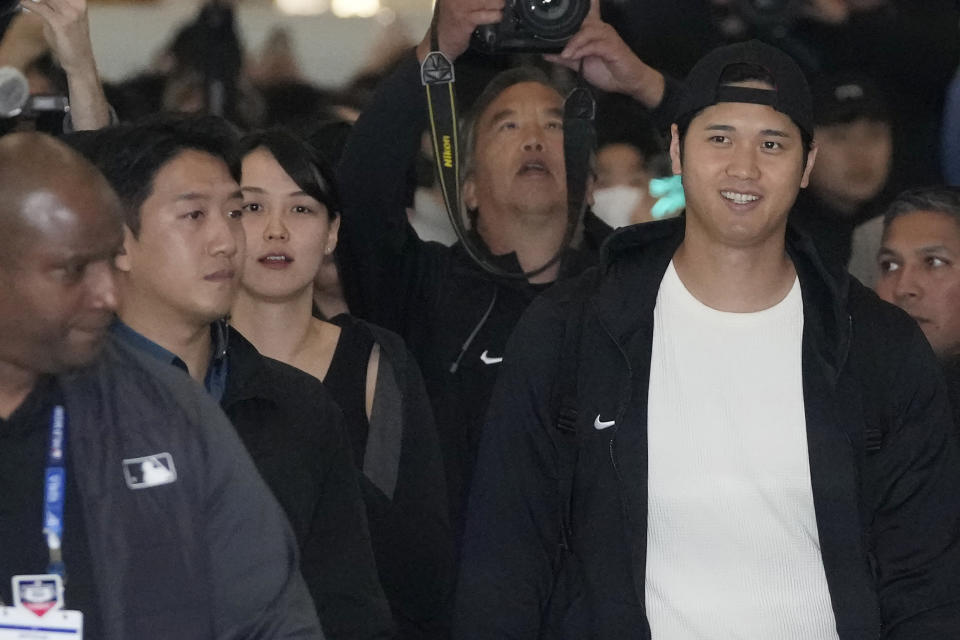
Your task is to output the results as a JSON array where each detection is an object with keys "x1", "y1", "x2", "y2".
[{"x1": 675, "y1": 39, "x2": 814, "y2": 140}]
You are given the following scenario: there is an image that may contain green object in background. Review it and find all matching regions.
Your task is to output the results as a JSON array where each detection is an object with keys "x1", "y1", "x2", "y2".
[{"x1": 649, "y1": 175, "x2": 685, "y2": 219}]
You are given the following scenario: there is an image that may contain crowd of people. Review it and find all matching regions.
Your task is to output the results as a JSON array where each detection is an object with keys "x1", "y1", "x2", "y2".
[{"x1": 1, "y1": 0, "x2": 960, "y2": 638}]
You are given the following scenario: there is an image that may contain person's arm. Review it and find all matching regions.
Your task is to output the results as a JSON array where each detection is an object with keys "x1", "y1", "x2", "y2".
[
  {"x1": 543, "y1": 0, "x2": 684, "y2": 131},
  {"x1": 198, "y1": 390, "x2": 324, "y2": 638},
  {"x1": 24, "y1": 0, "x2": 112, "y2": 130},
  {"x1": 0, "y1": 10, "x2": 46, "y2": 69},
  {"x1": 869, "y1": 324, "x2": 960, "y2": 637},
  {"x1": 335, "y1": 50, "x2": 431, "y2": 329},
  {"x1": 335, "y1": 0, "x2": 504, "y2": 331},
  {"x1": 300, "y1": 394, "x2": 397, "y2": 640},
  {"x1": 364, "y1": 328, "x2": 455, "y2": 635},
  {"x1": 453, "y1": 293, "x2": 568, "y2": 638}
]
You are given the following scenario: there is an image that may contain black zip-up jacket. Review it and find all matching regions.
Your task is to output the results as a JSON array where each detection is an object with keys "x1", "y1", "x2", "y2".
[
  {"x1": 221, "y1": 331, "x2": 396, "y2": 640},
  {"x1": 327, "y1": 316, "x2": 455, "y2": 640},
  {"x1": 336, "y1": 51, "x2": 596, "y2": 534},
  {"x1": 59, "y1": 335, "x2": 323, "y2": 639},
  {"x1": 114, "y1": 322, "x2": 395, "y2": 640},
  {"x1": 456, "y1": 216, "x2": 960, "y2": 639}
]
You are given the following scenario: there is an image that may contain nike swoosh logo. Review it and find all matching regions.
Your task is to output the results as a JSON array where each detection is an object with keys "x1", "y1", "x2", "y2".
[
  {"x1": 594, "y1": 415, "x2": 616, "y2": 430},
  {"x1": 480, "y1": 350, "x2": 503, "y2": 365}
]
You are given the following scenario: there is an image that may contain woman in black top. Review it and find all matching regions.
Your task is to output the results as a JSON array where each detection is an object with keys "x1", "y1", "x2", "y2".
[{"x1": 230, "y1": 129, "x2": 454, "y2": 640}]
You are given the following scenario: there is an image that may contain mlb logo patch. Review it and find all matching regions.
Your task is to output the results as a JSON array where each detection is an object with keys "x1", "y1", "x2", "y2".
[{"x1": 123, "y1": 453, "x2": 177, "y2": 489}]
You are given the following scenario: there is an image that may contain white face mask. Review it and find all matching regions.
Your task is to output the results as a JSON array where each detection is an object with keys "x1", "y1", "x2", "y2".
[
  {"x1": 591, "y1": 185, "x2": 646, "y2": 229},
  {"x1": 410, "y1": 187, "x2": 458, "y2": 246}
]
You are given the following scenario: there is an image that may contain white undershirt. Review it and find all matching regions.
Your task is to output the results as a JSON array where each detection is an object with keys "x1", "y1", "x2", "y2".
[{"x1": 644, "y1": 261, "x2": 839, "y2": 640}]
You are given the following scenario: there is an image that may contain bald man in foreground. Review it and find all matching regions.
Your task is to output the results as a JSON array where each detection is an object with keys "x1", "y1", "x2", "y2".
[{"x1": 0, "y1": 133, "x2": 324, "y2": 639}]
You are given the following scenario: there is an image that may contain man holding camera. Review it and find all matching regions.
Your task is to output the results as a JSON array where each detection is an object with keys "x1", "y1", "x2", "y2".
[{"x1": 336, "y1": 0, "x2": 675, "y2": 536}]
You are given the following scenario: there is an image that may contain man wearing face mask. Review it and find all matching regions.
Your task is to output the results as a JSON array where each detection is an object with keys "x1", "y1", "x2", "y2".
[{"x1": 588, "y1": 95, "x2": 663, "y2": 230}]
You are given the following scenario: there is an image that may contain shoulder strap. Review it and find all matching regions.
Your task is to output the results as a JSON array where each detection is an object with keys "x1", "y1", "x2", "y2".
[
  {"x1": 550, "y1": 275, "x2": 597, "y2": 565},
  {"x1": 844, "y1": 296, "x2": 887, "y2": 456}
]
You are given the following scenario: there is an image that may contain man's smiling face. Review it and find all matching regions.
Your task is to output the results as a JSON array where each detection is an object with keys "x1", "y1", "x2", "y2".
[{"x1": 672, "y1": 94, "x2": 816, "y2": 250}]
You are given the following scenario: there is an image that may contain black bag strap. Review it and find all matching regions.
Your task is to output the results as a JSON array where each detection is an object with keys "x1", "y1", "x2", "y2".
[
  {"x1": 562, "y1": 79, "x2": 596, "y2": 247},
  {"x1": 550, "y1": 275, "x2": 596, "y2": 566}
]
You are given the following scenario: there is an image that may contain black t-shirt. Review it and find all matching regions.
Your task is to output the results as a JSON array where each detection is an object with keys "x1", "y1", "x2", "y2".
[{"x1": 0, "y1": 376, "x2": 102, "y2": 635}]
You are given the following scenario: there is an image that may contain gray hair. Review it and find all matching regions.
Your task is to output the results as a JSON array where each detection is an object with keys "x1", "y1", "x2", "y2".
[
  {"x1": 458, "y1": 66, "x2": 563, "y2": 223},
  {"x1": 883, "y1": 187, "x2": 960, "y2": 231}
]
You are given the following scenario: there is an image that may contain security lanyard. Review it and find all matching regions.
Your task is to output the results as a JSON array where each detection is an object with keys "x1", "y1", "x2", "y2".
[{"x1": 42, "y1": 405, "x2": 68, "y2": 581}]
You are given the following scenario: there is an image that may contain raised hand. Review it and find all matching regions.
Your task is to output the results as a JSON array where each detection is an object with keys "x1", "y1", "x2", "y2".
[
  {"x1": 22, "y1": 0, "x2": 95, "y2": 75},
  {"x1": 20, "y1": 0, "x2": 111, "y2": 130},
  {"x1": 416, "y1": 0, "x2": 505, "y2": 62},
  {"x1": 0, "y1": 9, "x2": 47, "y2": 70},
  {"x1": 543, "y1": 0, "x2": 666, "y2": 110}
]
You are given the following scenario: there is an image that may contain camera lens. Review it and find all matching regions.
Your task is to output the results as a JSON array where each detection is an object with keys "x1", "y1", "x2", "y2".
[{"x1": 519, "y1": 0, "x2": 589, "y2": 40}]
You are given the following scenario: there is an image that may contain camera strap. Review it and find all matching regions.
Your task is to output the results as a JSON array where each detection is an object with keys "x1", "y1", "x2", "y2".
[
  {"x1": 421, "y1": 25, "x2": 595, "y2": 280},
  {"x1": 563, "y1": 70, "x2": 596, "y2": 245}
]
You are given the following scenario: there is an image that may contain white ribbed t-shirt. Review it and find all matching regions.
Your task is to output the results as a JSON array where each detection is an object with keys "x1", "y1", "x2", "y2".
[{"x1": 644, "y1": 261, "x2": 839, "y2": 640}]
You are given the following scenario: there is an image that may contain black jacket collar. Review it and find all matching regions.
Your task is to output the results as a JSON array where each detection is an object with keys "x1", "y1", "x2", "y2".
[
  {"x1": 594, "y1": 215, "x2": 852, "y2": 382},
  {"x1": 220, "y1": 329, "x2": 281, "y2": 408}
]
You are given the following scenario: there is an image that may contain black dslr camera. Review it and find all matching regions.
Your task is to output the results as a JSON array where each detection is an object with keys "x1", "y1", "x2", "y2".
[{"x1": 471, "y1": 0, "x2": 590, "y2": 54}]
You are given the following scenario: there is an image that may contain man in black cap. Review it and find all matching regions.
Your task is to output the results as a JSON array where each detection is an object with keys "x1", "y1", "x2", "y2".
[
  {"x1": 454, "y1": 40, "x2": 960, "y2": 639},
  {"x1": 790, "y1": 72, "x2": 895, "y2": 284}
]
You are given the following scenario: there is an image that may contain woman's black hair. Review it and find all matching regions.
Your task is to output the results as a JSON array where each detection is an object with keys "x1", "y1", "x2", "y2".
[{"x1": 238, "y1": 127, "x2": 341, "y2": 219}]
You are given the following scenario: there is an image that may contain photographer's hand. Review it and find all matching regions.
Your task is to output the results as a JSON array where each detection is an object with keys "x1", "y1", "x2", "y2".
[
  {"x1": 544, "y1": 0, "x2": 665, "y2": 111},
  {"x1": 22, "y1": 0, "x2": 111, "y2": 130},
  {"x1": 416, "y1": 0, "x2": 505, "y2": 62}
]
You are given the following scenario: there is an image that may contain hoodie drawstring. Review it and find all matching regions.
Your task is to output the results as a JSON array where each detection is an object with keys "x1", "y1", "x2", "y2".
[{"x1": 449, "y1": 288, "x2": 499, "y2": 374}]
